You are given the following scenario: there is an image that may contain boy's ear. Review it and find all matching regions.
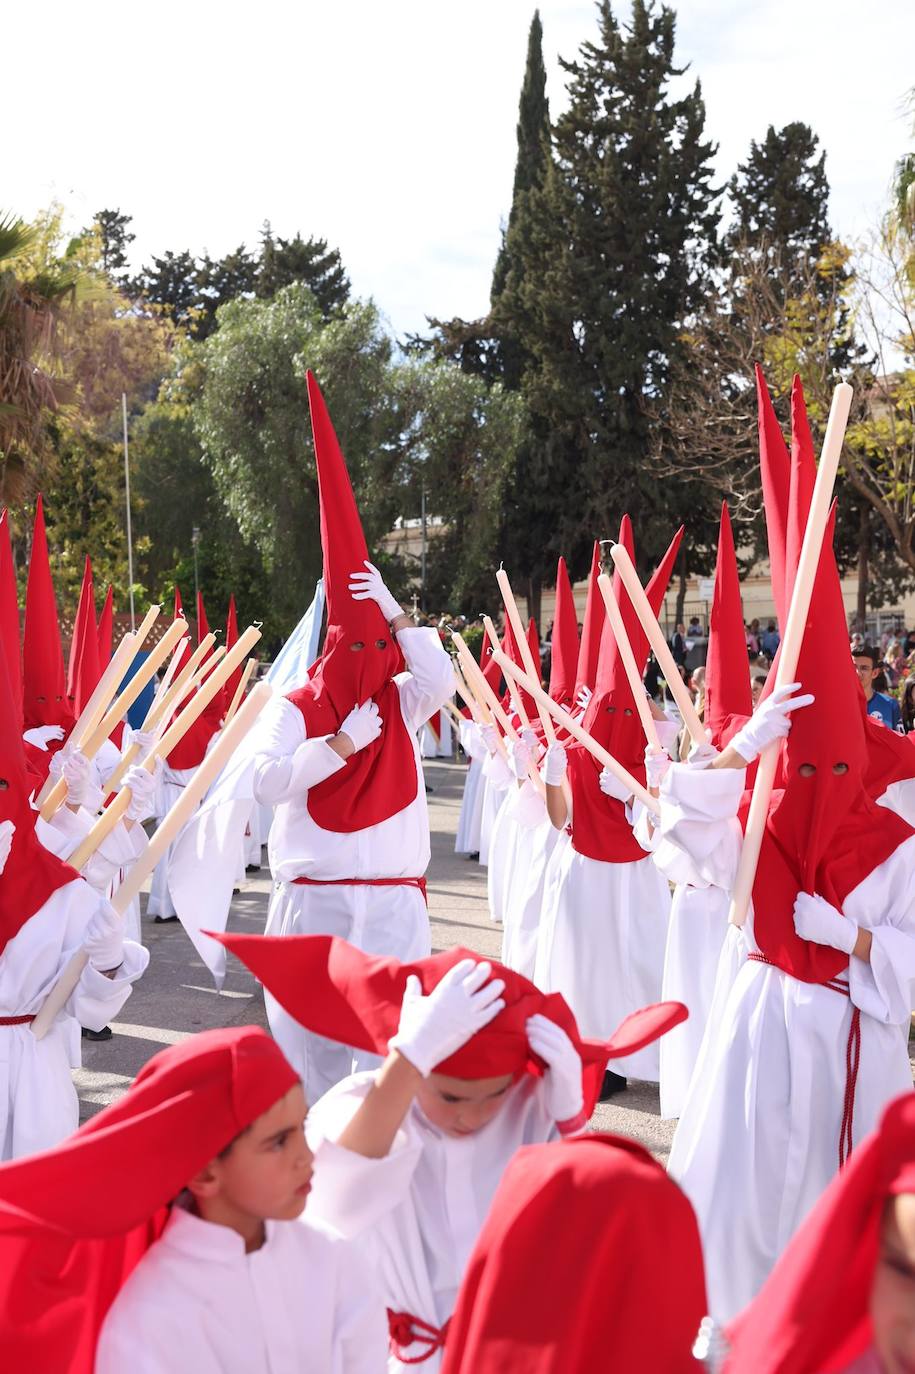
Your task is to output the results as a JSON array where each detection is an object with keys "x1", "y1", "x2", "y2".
[{"x1": 186, "y1": 1158, "x2": 221, "y2": 1201}]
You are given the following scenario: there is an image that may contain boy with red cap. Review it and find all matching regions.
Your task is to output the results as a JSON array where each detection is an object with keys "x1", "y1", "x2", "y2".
[
  {"x1": 441, "y1": 1132, "x2": 708, "y2": 1374},
  {"x1": 244, "y1": 374, "x2": 453, "y2": 1101},
  {"x1": 0, "y1": 640, "x2": 148, "y2": 1160},
  {"x1": 0, "y1": 1026, "x2": 386, "y2": 1373},
  {"x1": 659, "y1": 379, "x2": 915, "y2": 1321},
  {"x1": 535, "y1": 518, "x2": 682, "y2": 1095},
  {"x1": 213, "y1": 928, "x2": 686, "y2": 1371}
]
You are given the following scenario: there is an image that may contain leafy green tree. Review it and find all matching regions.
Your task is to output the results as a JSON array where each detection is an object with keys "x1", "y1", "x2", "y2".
[
  {"x1": 88, "y1": 208, "x2": 135, "y2": 282},
  {"x1": 727, "y1": 123, "x2": 830, "y2": 266},
  {"x1": 257, "y1": 223, "x2": 350, "y2": 318},
  {"x1": 132, "y1": 249, "x2": 200, "y2": 329}
]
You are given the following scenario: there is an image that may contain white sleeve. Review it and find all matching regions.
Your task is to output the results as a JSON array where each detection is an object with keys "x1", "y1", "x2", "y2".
[
  {"x1": 847, "y1": 837, "x2": 915, "y2": 1026},
  {"x1": 656, "y1": 763, "x2": 746, "y2": 891},
  {"x1": 305, "y1": 1077, "x2": 423, "y2": 1237},
  {"x1": 459, "y1": 719, "x2": 486, "y2": 760},
  {"x1": 393, "y1": 627, "x2": 456, "y2": 733},
  {"x1": 483, "y1": 749, "x2": 514, "y2": 790},
  {"x1": 252, "y1": 697, "x2": 346, "y2": 806},
  {"x1": 331, "y1": 1240, "x2": 390, "y2": 1374}
]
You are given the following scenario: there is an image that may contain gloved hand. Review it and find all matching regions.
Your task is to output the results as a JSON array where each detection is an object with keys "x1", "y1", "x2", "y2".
[
  {"x1": 55, "y1": 749, "x2": 102, "y2": 810},
  {"x1": 541, "y1": 741, "x2": 567, "y2": 786},
  {"x1": 507, "y1": 738, "x2": 532, "y2": 782},
  {"x1": 128, "y1": 730, "x2": 158, "y2": 761},
  {"x1": 793, "y1": 891, "x2": 858, "y2": 955},
  {"x1": 526, "y1": 1014, "x2": 584, "y2": 1126},
  {"x1": 0, "y1": 820, "x2": 14, "y2": 877},
  {"x1": 654, "y1": 717, "x2": 680, "y2": 754},
  {"x1": 347, "y1": 560, "x2": 403, "y2": 623},
  {"x1": 389, "y1": 959, "x2": 506, "y2": 1077},
  {"x1": 338, "y1": 701, "x2": 383, "y2": 753},
  {"x1": 731, "y1": 683, "x2": 815, "y2": 763},
  {"x1": 687, "y1": 731, "x2": 719, "y2": 769},
  {"x1": 645, "y1": 747, "x2": 671, "y2": 790},
  {"x1": 122, "y1": 764, "x2": 159, "y2": 822},
  {"x1": 519, "y1": 726, "x2": 540, "y2": 755},
  {"x1": 83, "y1": 902, "x2": 124, "y2": 972},
  {"x1": 575, "y1": 685, "x2": 592, "y2": 713},
  {"x1": 480, "y1": 723, "x2": 500, "y2": 755},
  {"x1": 26, "y1": 724, "x2": 65, "y2": 748},
  {"x1": 599, "y1": 765, "x2": 631, "y2": 802}
]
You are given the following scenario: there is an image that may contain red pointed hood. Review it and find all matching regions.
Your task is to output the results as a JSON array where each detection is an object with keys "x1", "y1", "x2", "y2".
[
  {"x1": 573, "y1": 542, "x2": 602, "y2": 700},
  {"x1": 165, "y1": 585, "x2": 222, "y2": 770},
  {"x1": 481, "y1": 626, "x2": 507, "y2": 702},
  {"x1": 705, "y1": 503, "x2": 752, "y2": 748},
  {"x1": 96, "y1": 585, "x2": 113, "y2": 666},
  {"x1": 0, "y1": 633, "x2": 76, "y2": 949},
  {"x1": 569, "y1": 519, "x2": 682, "y2": 864},
  {"x1": 286, "y1": 372, "x2": 415, "y2": 831},
  {"x1": 0, "y1": 1027, "x2": 298, "y2": 1374},
  {"x1": 756, "y1": 364, "x2": 791, "y2": 628},
  {"x1": 725, "y1": 1091, "x2": 915, "y2": 1374},
  {"x1": 501, "y1": 614, "x2": 539, "y2": 722},
  {"x1": 223, "y1": 593, "x2": 243, "y2": 705},
  {"x1": 441, "y1": 1134, "x2": 707, "y2": 1374},
  {"x1": 196, "y1": 589, "x2": 210, "y2": 646},
  {"x1": 748, "y1": 379, "x2": 913, "y2": 983},
  {"x1": 0, "y1": 511, "x2": 22, "y2": 727},
  {"x1": 22, "y1": 496, "x2": 71, "y2": 732},
  {"x1": 549, "y1": 556, "x2": 579, "y2": 709},
  {"x1": 66, "y1": 557, "x2": 101, "y2": 718},
  {"x1": 207, "y1": 932, "x2": 687, "y2": 1119}
]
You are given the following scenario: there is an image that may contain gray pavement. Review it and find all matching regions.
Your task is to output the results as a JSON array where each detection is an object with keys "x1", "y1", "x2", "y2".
[{"x1": 76, "y1": 758, "x2": 677, "y2": 1161}]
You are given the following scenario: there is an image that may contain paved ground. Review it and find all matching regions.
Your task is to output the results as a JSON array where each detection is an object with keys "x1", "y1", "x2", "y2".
[{"x1": 76, "y1": 758, "x2": 677, "y2": 1161}]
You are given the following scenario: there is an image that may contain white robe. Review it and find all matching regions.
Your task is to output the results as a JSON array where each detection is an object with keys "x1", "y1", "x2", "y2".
[
  {"x1": 420, "y1": 711, "x2": 452, "y2": 759},
  {"x1": 535, "y1": 803, "x2": 672, "y2": 1081},
  {"x1": 0, "y1": 883, "x2": 148, "y2": 1160},
  {"x1": 477, "y1": 751, "x2": 513, "y2": 868},
  {"x1": 306, "y1": 1071, "x2": 561, "y2": 1373},
  {"x1": 253, "y1": 628, "x2": 454, "y2": 1103},
  {"x1": 95, "y1": 1201, "x2": 387, "y2": 1374},
  {"x1": 499, "y1": 792, "x2": 562, "y2": 982},
  {"x1": 38, "y1": 808, "x2": 148, "y2": 948},
  {"x1": 454, "y1": 722, "x2": 486, "y2": 857},
  {"x1": 660, "y1": 763, "x2": 915, "y2": 1321},
  {"x1": 147, "y1": 763, "x2": 196, "y2": 918}
]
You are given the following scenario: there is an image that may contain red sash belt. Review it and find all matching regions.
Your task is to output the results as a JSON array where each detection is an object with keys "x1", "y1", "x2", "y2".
[
  {"x1": 291, "y1": 876, "x2": 428, "y2": 906},
  {"x1": 0, "y1": 1016, "x2": 35, "y2": 1026},
  {"x1": 387, "y1": 1309, "x2": 450, "y2": 1364},
  {"x1": 748, "y1": 952, "x2": 861, "y2": 1168}
]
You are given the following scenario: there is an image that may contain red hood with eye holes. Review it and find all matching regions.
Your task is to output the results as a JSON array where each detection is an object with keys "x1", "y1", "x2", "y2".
[{"x1": 285, "y1": 373, "x2": 415, "y2": 833}]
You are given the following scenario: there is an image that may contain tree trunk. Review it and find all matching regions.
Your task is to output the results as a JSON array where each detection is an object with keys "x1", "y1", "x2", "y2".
[
  {"x1": 855, "y1": 504, "x2": 870, "y2": 632},
  {"x1": 674, "y1": 545, "x2": 688, "y2": 628},
  {"x1": 527, "y1": 575, "x2": 542, "y2": 635}
]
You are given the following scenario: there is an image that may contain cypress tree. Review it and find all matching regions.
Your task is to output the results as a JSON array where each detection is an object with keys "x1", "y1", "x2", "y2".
[{"x1": 727, "y1": 122, "x2": 830, "y2": 268}]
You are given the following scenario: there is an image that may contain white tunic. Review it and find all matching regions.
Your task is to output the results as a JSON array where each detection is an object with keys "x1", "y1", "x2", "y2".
[
  {"x1": 95, "y1": 1202, "x2": 387, "y2": 1374},
  {"x1": 148, "y1": 763, "x2": 196, "y2": 918},
  {"x1": 253, "y1": 628, "x2": 454, "y2": 1103},
  {"x1": 477, "y1": 750, "x2": 513, "y2": 868},
  {"x1": 306, "y1": 1071, "x2": 560, "y2": 1373},
  {"x1": 660, "y1": 763, "x2": 915, "y2": 1322},
  {"x1": 499, "y1": 792, "x2": 562, "y2": 982},
  {"x1": 0, "y1": 883, "x2": 148, "y2": 1160},
  {"x1": 420, "y1": 710, "x2": 453, "y2": 758},
  {"x1": 454, "y1": 722, "x2": 486, "y2": 856},
  {"x1": 535, "y1": 805, "x2": 672, "y2": 1081}
]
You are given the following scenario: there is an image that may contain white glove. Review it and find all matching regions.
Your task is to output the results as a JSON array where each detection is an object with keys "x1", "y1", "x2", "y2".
[
  {"x1": 507, "y1": 738, "x2": 532, "y2": 781},
  {"x1": 25, "y1": 724, "x2": 65, "y2": 748},
  {"x1": 0, "y1": 820, "x2": 14, "y2": 876},
  {"x1": 526, "y1": 1013, "x2": 584, "y2": 1125},
  {"x1": 541, "y1": 741, "x2": 567, "y2": 786},
  {"x1": 338, "y1": 701, "x2": 383, "y2": 753},
  {"x1": 793, "y1": 891, "x2": 858, "y2": 956},
  {"x1": 83, "y1": 902, "x2": 124, "y2": 971},
  {"x1": 389, "y1": 959, "x2": 506, "y2": 1077},
  {"x1": 128, "y1": 730, "x2": 157, "y2": 761},
  {"x1": 654, "y1": 717, "x2": 680, "y2": 753},
  {"x1": 347, "y1": 560, "x2": 402, "y2": 623},
  {"x1": 645, "y1": 748, "x2": 671, "y2": 789},
  {"x1": 480, "y1": 723, "x2": 500, "y2": 755},
  {"x1": 599, "y1": 766, "x2": 631, "y2": 802},
  {"x1": 122, "y1": 764, "x2": 159, "y2": 822},
  {"x1": 575, "y1": 685, "x2": 592, "y2": 712},
  {"x1": 687, "y1": 734, "x2": 719, "y2": 768},
  {"x1": 519, "y1": 726, "x2": 539, "y2": 754},
  {"x1": 59, "y1": 750, "x2": 102, "y2": 809},
  {"x1": 731, "y1": 683, "x2": 815, "y2": 763}
]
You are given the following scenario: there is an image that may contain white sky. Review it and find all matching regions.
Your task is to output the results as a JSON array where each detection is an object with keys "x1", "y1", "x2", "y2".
[{"x1": 5, "y1": 1, "x2": 914, "y2": 339}]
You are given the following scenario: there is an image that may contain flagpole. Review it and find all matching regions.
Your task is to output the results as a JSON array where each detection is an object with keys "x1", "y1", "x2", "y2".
[{"x1": 122, "y1": 392, "x2": 136, "y2": 631}]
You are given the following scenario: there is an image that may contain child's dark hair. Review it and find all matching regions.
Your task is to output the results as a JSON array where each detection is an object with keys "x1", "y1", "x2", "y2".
[{"x1": 217, "y1": 1123, "x2": 252, "y2": 1159}]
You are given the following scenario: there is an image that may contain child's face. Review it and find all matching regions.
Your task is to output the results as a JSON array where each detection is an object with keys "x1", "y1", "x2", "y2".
[
  {"x1": 192, "y1": 1084, "x2": 314, "y2": 1229},
  {"x1": 871, "y1": 1193, "x2": 915, "y2": 1374},
  {"x1": 416, "y1": 1072, "x2": 515, "y2": 1138}
]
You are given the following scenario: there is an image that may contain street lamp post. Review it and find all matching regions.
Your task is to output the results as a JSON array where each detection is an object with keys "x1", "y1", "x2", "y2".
[{"x1": 192, "y1": 526, "x2": 201, "y2": 620}]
